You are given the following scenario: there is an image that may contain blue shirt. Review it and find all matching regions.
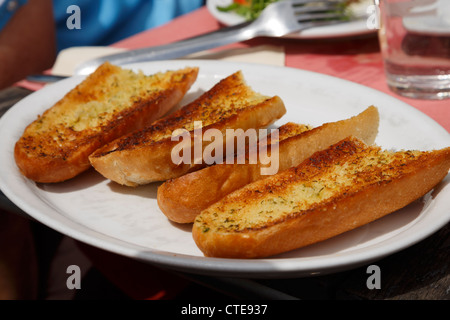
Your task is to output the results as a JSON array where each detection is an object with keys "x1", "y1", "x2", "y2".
[
  {"x1": 0, "y1": 0, "x2": 27, "y2": 30},
  {"x1": 53, "y1": 0, "x2": 204, "y2": 52}
]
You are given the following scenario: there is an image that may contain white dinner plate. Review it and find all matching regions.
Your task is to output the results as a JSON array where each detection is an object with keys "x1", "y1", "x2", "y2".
[
  {"x1": 0, "y1": 60, "x2": 449, "y2": 279},
  {"x1": 206, "y1": 0, "x2": 377, "y2": 39}
]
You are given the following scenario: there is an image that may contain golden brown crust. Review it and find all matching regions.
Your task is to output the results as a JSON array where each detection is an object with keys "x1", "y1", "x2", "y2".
[
  {"x1": 158, "y1": 106, "x2": 379, "y2": 223},
  {"x1": 192, "y1": 137, "x2": 450, "y2": 258},
  {"x1": 14, "y1": 62, "x2": 199, "y2": 183},
  {"x1": 89, "y1": 71, "x2": 287, "y2": 186}
]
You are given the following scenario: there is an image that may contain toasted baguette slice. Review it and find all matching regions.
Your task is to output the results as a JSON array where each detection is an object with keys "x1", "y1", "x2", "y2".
[
  {"x1": 14, "y1": 62, "x2": 198, "y2": 183},
  {"x1": 89, "y1": 71, "x2": 286, "y2": 186},
  {"x1": 193, "y1": 137, "x2": 450, "y2": 258},
  {"x1": 158, "y1": 106, "x2": 379, "y2": 223}
]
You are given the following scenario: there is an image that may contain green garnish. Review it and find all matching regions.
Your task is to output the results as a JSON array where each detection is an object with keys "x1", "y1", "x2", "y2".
[
  {"x1": 217, "y1": 0, "x2": 279, "y2": 21},
  {"x1": 217, "y1": 0, "x2": 361, "y2": 22}
]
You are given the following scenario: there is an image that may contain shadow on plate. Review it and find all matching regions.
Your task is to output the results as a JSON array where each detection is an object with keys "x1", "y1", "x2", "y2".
[
  {"x1": 168, "y1": 219, "x2": 193, "y2": 233},
  {"x1": 37, "y1": 168, "x2": 106, "y2": 193},
  {"x1": 106, "y1": 180, "x2": 162, "y2": 200},
  {"x1": 107, "y1": 181, "x2": 194, "y2": 233}
]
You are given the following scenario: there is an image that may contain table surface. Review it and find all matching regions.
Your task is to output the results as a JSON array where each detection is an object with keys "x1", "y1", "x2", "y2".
[{"x1": 1, "y1": 6, "x2": 449, "y2": 300}]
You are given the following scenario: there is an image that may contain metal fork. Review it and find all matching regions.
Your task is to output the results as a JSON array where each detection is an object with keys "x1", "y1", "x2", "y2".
[{"x1": 72, "y1": 0, "x2": 350, "y2": 76}]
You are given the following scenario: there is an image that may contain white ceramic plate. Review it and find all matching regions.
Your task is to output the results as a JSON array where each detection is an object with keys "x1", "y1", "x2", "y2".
[
  {"x1": 1, "y1": 60, "x2": 449, "y2": 279},
  {"x1": 207, "y1": 0, "x2": 377, "y2": 39}
]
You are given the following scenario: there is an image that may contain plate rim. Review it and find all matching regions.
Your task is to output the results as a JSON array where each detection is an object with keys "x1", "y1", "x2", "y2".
[{"x1": 1, "y1": 59, "x2": 449, "y2": 278}]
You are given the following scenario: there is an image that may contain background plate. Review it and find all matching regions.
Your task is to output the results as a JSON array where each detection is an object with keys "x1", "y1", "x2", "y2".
[
  {"x1": 206, "y1": 0, "x2": 377, "y2": 39},
  {"x1": 0, "y1": 60, "x2": 449, "y2": 278}
]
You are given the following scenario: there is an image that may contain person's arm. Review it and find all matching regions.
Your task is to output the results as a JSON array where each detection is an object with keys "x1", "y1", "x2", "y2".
[{"x1": 0, "y1": 0, "x2": 56, "y2": 89}]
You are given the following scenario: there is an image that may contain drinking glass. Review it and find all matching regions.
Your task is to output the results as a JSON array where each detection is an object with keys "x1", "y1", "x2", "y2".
[{"x1": 377, "y1": 0, "x2": 450, "y2": 100}]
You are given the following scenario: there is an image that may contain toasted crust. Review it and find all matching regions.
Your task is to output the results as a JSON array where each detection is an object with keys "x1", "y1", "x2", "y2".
[
  {"x1": 89, "y1": 71, "x2": 287, "y2": 186},
  {"x1": 192, "y1": 137, "x2": 450, "y2": 258},
  {"x1": 14, "y1": 62, "x2": 198, "y2": 183},
  {"x1": 158, "y1": 106, "x2": 379, "y2": 223}
]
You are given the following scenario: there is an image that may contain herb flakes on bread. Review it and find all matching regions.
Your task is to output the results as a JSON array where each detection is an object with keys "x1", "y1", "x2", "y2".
[
  {"x1": 193, "y1": 137, "x2": 450, "y2": 259},
  {"x1": 14, "y1": 62, "x2": 198, "y2": 183}
]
